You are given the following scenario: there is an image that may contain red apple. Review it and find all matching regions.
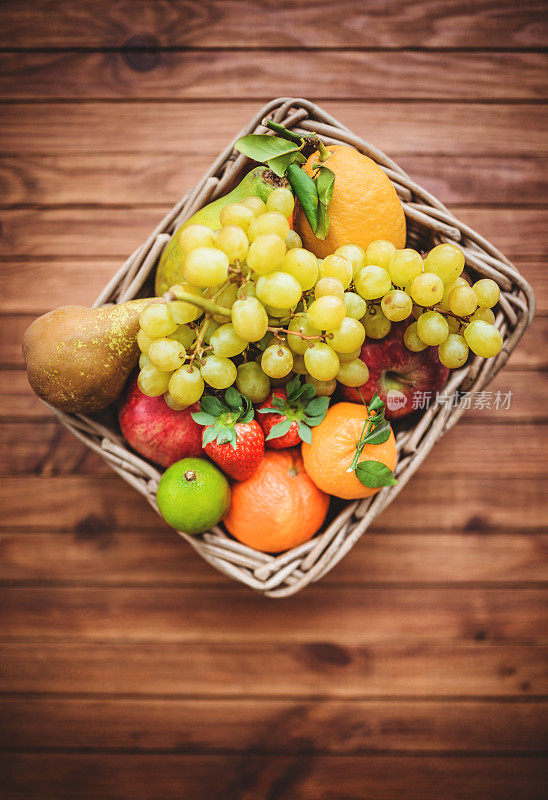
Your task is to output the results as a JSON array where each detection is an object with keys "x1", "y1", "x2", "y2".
[
  {"x1": 341, "y1": 324, "x2": 449, "y2": 419},
  {"x1": 118, "y1": 375, "x2": 203, "y2": 467}
]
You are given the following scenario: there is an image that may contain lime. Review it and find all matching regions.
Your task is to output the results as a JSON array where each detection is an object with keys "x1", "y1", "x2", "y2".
[{"x1": 156, "y1": 457, "x2": 231, "y2": 534}]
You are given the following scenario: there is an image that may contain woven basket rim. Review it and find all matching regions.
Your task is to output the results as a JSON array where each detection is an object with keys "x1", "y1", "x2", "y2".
[{"x1": 48, "y1": 97, "x2": 536, "y2": 597}]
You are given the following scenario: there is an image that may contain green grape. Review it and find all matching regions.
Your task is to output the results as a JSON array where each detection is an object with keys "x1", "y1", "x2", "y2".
[
  {"x1": 163, "y1": 391, "x2": 189, "y2": 411},
  {"x1": 470, "y1": 307, "x2": 495, "y2": 325},
  {"x1": 449, "y1": 284, "x2": 478, "y2": 317},
  {"x1": 447, "y1": 316, "x2": 461, "y2": 334},
  {"x1": 363, "y1": 306, "x2": 391, "y2": 339},
  {"x1": 170, "y1": 324, "x2": 195, "y2": 349},
  {"x1": 463, "y1": 320, "x2": 503, "y2": 358},
  {"x1": 287, "y1": 313, "x2": 316, "y2": 354},
  {"x1": 335, "y1": 244, "x2": 366, "y2": 277},
  {"x1": 168, "y1": 282, "x2": 204, "y2": 324},
  {"x1": 387, "y1": 248, "x2": 423, "y2": 287},
  {"x1": 285, "y1": 230, "x2": 302, "y2": 250},
  {"x1": 265, "y1": 305, "x2": 291, "y2": 321},
  {"x1": 177, "y1": 224, "x2": 215, "y2": 254},
  {"x1": 139, "y1": 353, "x2": 151, "y2": 369},
  {"x1": 210, "y1": 323, "x2": 247, "y2": 357},
  {"x1": 219, "y1": 203, "x2": 255, "y2": 232},
  {"x1": 216, "y1": 225, "x2": 249, "y2": 263},
  {"x1": 319, "y1": 254, "x2": 353, "y2": 289},
  {"x1": 416, "y1": 310, "x2": 449, "y2": 346},
  {"x1": 248, "y1": 211, "x2": 290, "y2": 242},
  {"x1": 338, "y1": 347, "x2": 362, "y2": 363},
  {"x1": 473, "y1": 278, "x2": 500, "y2": 308},
  {"x1": 337, "y1": 359, "x2": 370, "y2": 387},
  {"x1": 137, "y1": 364, "x2": 171, "y2": 397},
  {"x1": 137, "y1": 327, "x2": 156, "y2": 354},
  {"x1": 304, "y1": 343, "x2": 340, "y2": 382},
  {"x1": 240, "y1": 196, "x2": 267, "y2": 216},
  {"x1": 381, "y1": 289, "x2": 413, "y2": 322},
  {"x1": 231, "y1": 296, "x2": 269, "y2": 342},
  {"x1": 438, "y1": 334, "x2": 469, "y2": 369},
  {"x1": 315, "y1": 276, "x2": 344, "y2": 300},
  {"x1": 326, "y1": 317, "x2": 366, "y2": 354},
  {"x1": 411, "y1": 303, "x2": 423, "y2": 320},
  {"x1": 424, "y1": 243, "x2": 465, "y2": 284},
  {"x1": 410, "y1": 272, "x2": 444, "y2": 306},
  {"x1": 183, "y1": 247, "x2": 229, "y2": 288},
  {"x1": 200, "y1": 355, "x2": 237, "y2": 389},
  {"x1": 438, "y1": 276, "x2": 468, "y2": 311},
  {"x1": 148, "y1": 337, "x2": 186, "y2": 371},
  {"x1": 212, "y1": 282, "x2": 239, "y2": 323},
  {"x1": 261, "y1": 343, "x2": 294, "y2": 378},
  {"x1": 256, "y1": 271, "x2": 302, "y2": 309},
  {"x1": 291, "y1": 353, "x2": 307, "y2": 374},
  {"x1": 307, "y1": 296, "x2": 347, "y2": 330},
  {"x1": 343, "y1": 292, "x2": 367, "y2": 320},
  {"x1": 305, "y1": 376, "x2": 337, "y2": 396},
  {"x1": 246, "y1": 233, "x2": 286, "y2": 275},
  {"x1": 404, "y1": 321, "x2": 428, "y2": 352},
  {"x1": 266, "y1": 187, "x2": 295, "y2": 217},
  {"x1": 365, "y1": 239, "x2": 396, "y2": 270},
  {"x1": 139, "y1": 302, "x2": 178, "y2": 337},
  {"x1": 282, "y1": 247, "x2": 319, "y2": 290},
  {"x1": 236, "y1": 361, "x2": 271, "y2": 402},
  {"x1": 355, "y1": 265, "x2": 392, "y2": 300},
  {"x1": 168, "y1": 365, "x2": 205, "y2": 405}
]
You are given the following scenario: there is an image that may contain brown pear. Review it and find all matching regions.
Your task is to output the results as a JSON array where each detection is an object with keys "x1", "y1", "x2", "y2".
[{"x1": 22, "y1": 298, "x2": 150, "y2": 414}]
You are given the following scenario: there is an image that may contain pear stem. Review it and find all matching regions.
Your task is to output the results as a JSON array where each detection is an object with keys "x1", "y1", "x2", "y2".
[{"x1": 163, "y1": 289, "x2": 231, "y2": 318}]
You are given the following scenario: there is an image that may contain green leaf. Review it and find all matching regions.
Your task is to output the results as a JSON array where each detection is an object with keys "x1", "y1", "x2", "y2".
[
  {"x1": 355, "y1": 461, "x2": 398, "y2": 489},
  {"x1": 287, "y1": 163, "x2": 318, "y2": 232},
  {"x1": 266, "y1": 150, "x2": 305, "y2": 177},
  {"x1": 234, "y1": 134, "x2": 302, "y2": 164},
  {"x1": 368, "y1": 393, "x2": 385, "y2": 413},
  {"x1": 301, "y1": 383, "x2": 316, "y2": 400},
  {"x1": 200, "y1": 395, "x2": 224, "y2": 417},
  {"x1": 241, "y1": 405, "x2": 254, "y2": 424},
  {"x1": 297, "y1": 420, "x2": 312, "y2": 444},
  {"x1": 265, "y1": 418, "x2": 293, "y2": 441},
  {"x1": 191, "y1": 411, "x2": 218, "y2": 427},
  {"x1": 362, "y1": 420, "x2": 391, "y2": 446},
  {"x1": 202, "y1": 425, "x2": 220, "y2": 447},
  {"x1": 224, "y1": 387, "x2": 243, "y2": 411},
  {"x1": 261, "y1": 119, "x2": 304, "y2": 145},
  {"x1": 305, "y1": 396, "x2": 330, "y2": 417},
  {"x1": 257, "y1": 407, "x2": 280, "y2": 415},
  {"x1": 285, "y1": 375, "x2": 301, "y2": 400},
  {"x1": 303, "y1": 413, "x2": 325, "y2": 427},
  {"x1": 314, "y1": 165, "x2": 335, "y2": 240}
]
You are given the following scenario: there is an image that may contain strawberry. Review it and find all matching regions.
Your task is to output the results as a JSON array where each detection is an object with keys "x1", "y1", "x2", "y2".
[
  {"x1": 257, "y1": 375, "x2": 330, "y2": 449},
  {"x1": 191, "y1": 388, "x2": 264, "y2": 481}
]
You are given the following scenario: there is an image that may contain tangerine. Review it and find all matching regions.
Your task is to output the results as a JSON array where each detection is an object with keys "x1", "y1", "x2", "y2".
[
  {"x1": 302, "y1": 402, "x2": 397, "y2": 500},
  {"x1": 223, "y1": 449, "x2": 330, "y2": 553},
  {"x1": 295, "y1": 145, "x2": 406, "y2": 259}
]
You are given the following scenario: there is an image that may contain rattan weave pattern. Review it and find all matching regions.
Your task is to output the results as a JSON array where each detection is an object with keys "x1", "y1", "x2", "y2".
[{"x1": 46, "y1": 98, "x2": 535, "y2": 597}]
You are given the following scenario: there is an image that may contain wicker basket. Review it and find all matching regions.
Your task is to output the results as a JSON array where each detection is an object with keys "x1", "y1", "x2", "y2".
[{"x1": 48, "y1": 98, "x2": 535, "y2": 597}]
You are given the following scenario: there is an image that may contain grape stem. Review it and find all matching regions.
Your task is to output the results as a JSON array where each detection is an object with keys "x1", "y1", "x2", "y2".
[
  {"x1": 163, "y1": 288, "x2": 231, "y2": 318},
  {"x1": 189, "y1": 314, "x2": 212, "y2": 367},
  {"x1": 267, "y1": 325, "x2": 323, "y2": 342}
]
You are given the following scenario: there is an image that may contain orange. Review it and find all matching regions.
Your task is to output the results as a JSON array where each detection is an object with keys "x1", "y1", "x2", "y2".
[
  {"x1": 224, "y1": 449, "x2": 330, "y2": 553},
  {"x1": 294, "y1": 145, "x2": 406, "y2": 259},
  {"x1": 302, "y1": 402, "x2": 397, "y2": 500}
]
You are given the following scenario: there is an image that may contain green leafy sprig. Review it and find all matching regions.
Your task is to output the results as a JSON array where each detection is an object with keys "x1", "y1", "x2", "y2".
[
  {"x1": 348, "y1": 392, "x2": 398, "y2": 489},
  {"x1": 191, "y1": 388, "x2": 254, "y2": 450},
  {"x1": 257, "y1": 375, "x2": 329, "y2": 445},
  {"x1": 234, "y1": 119, "x2": 335, "y2": 240}
]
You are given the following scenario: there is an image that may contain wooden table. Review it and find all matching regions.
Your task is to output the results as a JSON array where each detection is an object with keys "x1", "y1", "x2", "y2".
[{"x1": 1, "y1": 2, "x2": 546, "y2": 798}]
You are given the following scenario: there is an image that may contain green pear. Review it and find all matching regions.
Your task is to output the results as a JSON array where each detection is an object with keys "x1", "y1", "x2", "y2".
[
  {"x1": 155, "y1": 166, "x2": 285, "y2": 295},
  {"x1": 22, "y1": 298, "x2": 150, "y2": 414}
]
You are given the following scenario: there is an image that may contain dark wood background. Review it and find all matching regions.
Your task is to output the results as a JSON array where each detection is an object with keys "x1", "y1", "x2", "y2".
[{"x1": 0, "y1": 2, "x2": 547, "y2": 798}]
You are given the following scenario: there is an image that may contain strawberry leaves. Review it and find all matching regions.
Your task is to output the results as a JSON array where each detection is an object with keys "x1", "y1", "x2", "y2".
[
  {"x1": 349, "y1": 392, "x2": 398, "y2": 489},
  {"x1": 192, "y1": 388, "x2": 254, "y2": 450},
  {"x1": 257, "y1": 376, "x2": 329, "y2": 444}
]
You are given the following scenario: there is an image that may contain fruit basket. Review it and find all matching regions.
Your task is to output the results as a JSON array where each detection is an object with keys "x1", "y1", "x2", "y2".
[{"x1": 45, "y1": 97, "x2": 535, "y2": 597}]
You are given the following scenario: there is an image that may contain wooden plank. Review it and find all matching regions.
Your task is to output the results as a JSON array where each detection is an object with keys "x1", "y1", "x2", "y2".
[
  {"x1": 1, "y1": 530, "x2": 546, "y2": 586},
  {"x1": 1, "y1": 420, "x2": 545, "y2": 479},
  {"x1": 0, "y1": 585, "x2": 545, "y2": 643},
  {"x1": 1, "y1": 51, "x2": 546, "y2": 101},
  {"x1": 1, "y1": 697, "x2": 546, "y2": 753},
  {"x1": 0, "y1": 0, "x2": 544, "y2": 49},
  {"x1": 1, "y1": 103, "x2": 546, "y2": 157},
  {"x1": 0, "y1": 207, "x2": 545, "y2": 259},
  {"x1": 2, "y1": 369, "x2": 545, "y2": 423},
  {"x1": 2, "y1": 153, "x2": 546, "y2": 207},
  {"x1": 0, "y1": 753, "x2": 545, "y2": 800},
  {"x1": 3, "y1": 642, "x2": 545, "y2": 697}
]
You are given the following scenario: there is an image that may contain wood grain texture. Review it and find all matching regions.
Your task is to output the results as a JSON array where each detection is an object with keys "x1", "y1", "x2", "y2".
[
  {"x1": 0, "y1": 0, "x2": 545, "y2": 49},
  {"x1": 1, "y1": 50, "x2": 546, "y2": 101},
  {"x1": 1, "y1": 753, "x2": 546, "y2": 800}
]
